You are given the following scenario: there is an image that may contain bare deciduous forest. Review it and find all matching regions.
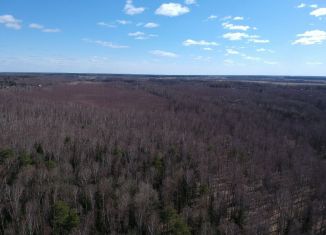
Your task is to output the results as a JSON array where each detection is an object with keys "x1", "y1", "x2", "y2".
[{"x1": 0, "y1": 74, "x2": 325, "y2": 235}]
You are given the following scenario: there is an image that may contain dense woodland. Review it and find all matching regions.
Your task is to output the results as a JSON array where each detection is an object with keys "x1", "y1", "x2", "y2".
[{"x1": 0, "y1": 75, "x2": 326, "y2": 235}]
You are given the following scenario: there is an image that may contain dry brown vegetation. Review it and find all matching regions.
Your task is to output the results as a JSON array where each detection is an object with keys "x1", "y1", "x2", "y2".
[{"x1": 0, "y1": 75, "x2": 325, "y2": 235}]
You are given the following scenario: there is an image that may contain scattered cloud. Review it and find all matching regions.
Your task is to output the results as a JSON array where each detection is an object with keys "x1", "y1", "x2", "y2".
[
  {"x1": 124, "y1": 0, "x2": 145, "y2": 15},
  {"x1": 223, "y1": 32, "x2": 249, "y2": 41},
  {"x1": 256, "y1": 48, "x2": 266, "y2": 52},
  {"x1": 248, "y1": 38, "x2": 270, "y2": 43},
  {"x1": 293, "y1": 30, "x2": 326, "y2": 45},
  {"x1": 128, "y1": 31, "x2": 144, "y2": 37},
  {"x1": 221, "y1": 16, "x2": 245, "y2": 21},
  {"x1": 225, "y1": 49, "x2": 263, "y2": 62},
  {"x1": 183, "y1": 39, "x2": 219, "y2": 46},
  {"x1": 221, "y1": 16, "x2": 232, "y2": 21},
  {"x1": 155, "y1": 3, "x2": 190, "y2": 17},
  {"x1": 97, "y1": 22, "x2": 117, "y2": 28},
  {"x1": 223, "y1": 32, "x2": 270, "y2": 44},
  {"x1": 128, "y1": 31, "x2": 157, "y2": 40},
  {"x1": 203, "y1": 47, "x2": 213, "y2": 51},
  {"x1": 256, "y1": 48, "x2": 274, "y2": 53},
  {"x1": 222, "y1": 22, "x2": 250, "y2": 31},
  {"x1": 243, "y1": 55, "x2": 261, "y2": 61},
  {"x1": 0, "y1": 14, "x2": 22, "y2": 30},
  {"x1": 193, "y1": 56, "x2": 212, "y2": 62},
  {"x1": 144, "y1": 22, "x2": 159, "y2": 28},
  {"x1": 117, "y1": 20, "x2": 132, "y2": 25},
  {"x1": 150, "y1": 50, "x2": 178, "y2": 58},
  {"x1": 29, "y1": 23, "x2": 43, "y2": 29},
  {"x1": 310, "y1": 8, "x2": 326, "y2": 17},
  {"x1": 42, "y1": 28, "x2": 61, "y2": 33},
  {"x1": 185, "y1": 0, "x2": 196, "y2": 5},
  {"x1": 226, "y1": 49, "x2": 240, "y2": 55},
  {"x1": 297, "y1": 3, "x2": 319, "y2": 9},
  {"x1": 207, "y1": 15, "x2": 218, "y2": 21},
  {"x1": 29, "y1": 23, "x2": 61, "y2": 33},
  {"x1": 297, "y1": 3, "x2": 306, "y2": 8},
  {"x1": 233, "y1": 16, "x2": 244, "y2": 21},
  {"x1": 83, "y1": 38, "x2": 129, "y2": 49},
  {"x1": 97, "y1": 20, "x2": 131, "y2": 28}
]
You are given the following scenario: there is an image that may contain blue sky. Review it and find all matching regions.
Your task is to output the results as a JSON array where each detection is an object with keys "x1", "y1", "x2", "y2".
[{"x1": 1, "y1": 0, "x2": 326, "y2": 75}]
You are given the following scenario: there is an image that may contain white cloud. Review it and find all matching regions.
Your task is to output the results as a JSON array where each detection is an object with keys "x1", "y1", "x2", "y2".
[
  {"x1": 222, "y1": 32, "x2": 269, "y2": 43},
  {"x1": 293, "y1": 30, "x2": 326, "y2": 45},
  {"x1": 124, "y1": 0, "x2": 145, "y2": 15},
  {"x1": 224, "y1": 49, "x2": 264, "y2": 62},
  {"x1": 128, "y1": 31, "x2": 145, "y2": 37},
  {"x1": 0, "y1": 14, "x2": 22, "y2": 30},
  {"x1": 203, "y1": 47, "x2": 213, "y2": 51},
  {"x1": 226, "y1": 49, "x2": 240, "y2": 55},
  {"x1": 223, "y1": 32, "x2": 249, "y2": 41},
  {"x1": 221, "y1": 16, "x2": 232, "y2": 21},
  {"x1": 155, "y1": 3, "x2": 190, "y2": 17},
  {"x1": 128, "y1": 31, "x2": 157, "y2": 40},
  {"x1": 297, "y1": 3, "x2": 306, "y2": 8},
  {"x1": 207, "y1": 15, "x2": 218, "y2": 20},
  {"x1": 97, "y1": 20, "x2": 131, "y2": 28},
  {"x1": 249, "y1": 38, "x2": 270, "y2": 43},
  {"x1": 222, "y1": 22, "x2": 250, "y2": 31},
  {"x1": 183, "y1": 39, "x2": 219, "y2": 46},
  {"x1": 193, "y1": 56, "x2": 212, "y2": 61},
  {"x1": 225, "y1": 49, "x2": 264, "y2": 62},
  {"x1": 144, "y1": 22, "x2": 159, "y2": 28},
  {"x1": 233, "y1": 16, "x2": 244, "y2": 21},
  {"x1": 134, "y1": 36, "x2": 147, "y2": 40},
  {"x1": 185, "y1": 0, "x2": 196, "y2": 5},
  {"x1": 83, "y1": 38, "x2": 129, "y2": 49},
  {"x1": 256, "y1": 48, "x2": 274, "y2": 53},
  {"x1": 150, "y1": 50, "x2": 178, "y2": 58},
  {"x1": 42, "y1": 28, "x2": 61, "y2": 33},
  {"x1": 256, "y1": 48, "x2": 266, "y2": 52},
  {"x1": 296, "y1": 3, "x2": 318, "y2": 9},
  {"x1": 29, "y1": 23, "x2": 61, "y2": 33},
  {"x1": 29, "y1": 23, "x2": 43, "y2": 29},
  {"x1": 310, "y1": 8, "x2": 326, "y2": 17},
  {"x1": 117, "y1": 20, "x2": 132, "y2": 25},
  {"x1": 97, "y1": 22, "x2": 116, "y2": 28},
  {"x1": 243, "y1": 55, "x2": 261, "y2": 61}
]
